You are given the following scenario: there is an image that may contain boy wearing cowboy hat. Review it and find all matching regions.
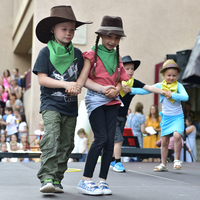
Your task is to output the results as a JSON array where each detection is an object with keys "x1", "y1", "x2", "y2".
[
  {"x1": 32, "y1": 5, "x2": 92, "y2": 193},
  {"x1": 111, "y1": 55, "x2": 167, "y2": 172}
]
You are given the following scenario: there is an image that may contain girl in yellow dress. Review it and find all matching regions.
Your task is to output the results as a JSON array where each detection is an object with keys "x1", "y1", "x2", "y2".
[{"x1": 143, "y1": 105, "x2": 161, "y2": 162}]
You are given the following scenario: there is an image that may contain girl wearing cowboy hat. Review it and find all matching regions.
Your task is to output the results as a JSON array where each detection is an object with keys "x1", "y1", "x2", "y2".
[
  {"x1": 130, "y1": 59, "x2": 189, "y2": 172},
  {"x1": 69, "y1": 15, "x2": 131, "y2": 195},
  {"x1": 32, "y1": 5, "x2": 93, "y2": 193},
  {"x1": 111, "y1": 55, "x2": 167, "y2": 172}
]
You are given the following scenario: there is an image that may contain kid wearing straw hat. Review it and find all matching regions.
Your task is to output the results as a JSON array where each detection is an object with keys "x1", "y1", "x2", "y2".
[
  {"x1": 130, "y1": 59, "x2": 189, "y2": 172},
  {"x1": 32, "y1": 5, "x2": 92, "y2": 193}
]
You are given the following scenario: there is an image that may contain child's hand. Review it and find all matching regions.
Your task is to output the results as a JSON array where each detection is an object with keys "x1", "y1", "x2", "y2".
[
  {"x1": 102, "y1": 85, "x2": 116, "y2": 94},
  {"x1": 165, "y1": 91, "x2": 172, "y2": 99},
  {"x1": 122, "y1": 85, "x2": 131, "y2": 94},
  {"x1": 105, "y1": 88, "x2": 118, "y2": 98},
  {"x1": 64, "y1": 82, "x2": 76, "y2": 92},
  {"x1": 68, "y1": 84, "x2": 82, "y2": 96}
]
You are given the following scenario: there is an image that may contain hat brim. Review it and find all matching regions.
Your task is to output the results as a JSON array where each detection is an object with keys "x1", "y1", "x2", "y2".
[
  {"x1": 95, "y1": 30, "x2": 126, "y2": 37},
  {"x1": 36, "y1": 17, "x2": 92, "y2": 43},
  {"x1": 160, "y1": 67, "x2": 182, "y2": 74},
  {"x1": 123, "y1": 60, "x2": 141, "y2": 71}
]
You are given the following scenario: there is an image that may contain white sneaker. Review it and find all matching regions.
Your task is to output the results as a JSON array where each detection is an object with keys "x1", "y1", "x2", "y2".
[
  {"x1": 77, "y1": 180, "x2": 103, "y2": 195},
  {"x1": 97, "y1": 180, "x2": 112, "y2": 195}
]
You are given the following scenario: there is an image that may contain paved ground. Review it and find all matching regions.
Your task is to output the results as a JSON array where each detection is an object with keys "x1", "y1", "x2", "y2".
[{"x1": 0, "y1": 161, "x2": 200, "y2": 200}]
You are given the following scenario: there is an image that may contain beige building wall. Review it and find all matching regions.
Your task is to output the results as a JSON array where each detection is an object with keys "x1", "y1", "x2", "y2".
[{"x1": 2, "y1": 0, "x2": 200, "y2": 141}]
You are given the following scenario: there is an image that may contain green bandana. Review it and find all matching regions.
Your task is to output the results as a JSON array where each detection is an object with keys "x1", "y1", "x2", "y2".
[
  {"x1": 47, "y1": 40, "x2": 74, "y2": 74},
  {"x1": 91, "y1": 44, "x2": 117, "y2": 76}
]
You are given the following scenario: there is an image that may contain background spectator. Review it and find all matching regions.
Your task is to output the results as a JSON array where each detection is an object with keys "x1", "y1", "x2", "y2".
[
  {"x1": 0, "y1": 143, "x2": 9, "y2": 162},
  {"x1": 6, "y1": 93, "x2": 23, "y2": 114},
  {"x1": 77, "y1": 128, "x2": 89, "y2": 162},
  {"x1": 17, "y1": 114, "x2": 28, "y2": 141},
  {"x1": 9, "y1": 141, "x2": 20, "y2": 162},
  {"x1": 0, "y1": 133, "x2": 10, "y2": 151},
  {"x1": 8, "y1": 79, "x2": 22, "y2": 100},
  {"x1": 1, "y1": 69, "x2": 11, "y2": 92},
  {"x1": 184, "y1": 116, "x2": 197, "y2": 162},
  {"x1": 0, "y1": 85, "x2": 8, "y2": 102},
  {"x1": 143, "y1": 105, "x2": 161, "y2": 162},
  {"x1": 11, "y1": 68, "x2": 22, "y2": 87},
  {"x1": 127, "y1": 102, "x2": 145, "y2": 148},
  {"x1": 0, "y1": 107, "x2": 18, "y2": 142},
  {"x1": 34, "y1": 120, "x2": 44, "y2": 140}
]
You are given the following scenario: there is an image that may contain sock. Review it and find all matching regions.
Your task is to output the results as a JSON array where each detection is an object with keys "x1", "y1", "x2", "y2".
[
  {"x1": 116, "y1": 158, "x2": 121, "y2": 163},
  {"x1": 111, "y1": 157, "x2": 115, "y2": 162}
]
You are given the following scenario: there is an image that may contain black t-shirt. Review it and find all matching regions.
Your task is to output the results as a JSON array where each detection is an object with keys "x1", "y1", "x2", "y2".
[
  {"x1": 32, "y1": 46, "x2": 84, "y2": 117},
  {"x1": 118, "y1": 79, "x2": 145, "y2": 117}
]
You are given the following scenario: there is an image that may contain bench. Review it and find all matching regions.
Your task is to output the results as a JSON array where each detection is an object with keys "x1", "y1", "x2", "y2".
[{"x1": 121, "y1": 128, "x2": 173, "y2": 161}]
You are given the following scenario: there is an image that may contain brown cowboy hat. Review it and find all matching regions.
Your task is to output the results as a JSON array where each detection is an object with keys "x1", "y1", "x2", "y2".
[
  {"x1": 95, "y1": 15, "x2": 126, "y2": 37},
  {"x1": 122, "y1": 55, "x2": 141, "y2": 71},
  {"x1": 36, "y1": 5, "x2": 92, "y2": 43},
  {"x1": 160, "y1": 59, "x2": 182, "y2": 73}
]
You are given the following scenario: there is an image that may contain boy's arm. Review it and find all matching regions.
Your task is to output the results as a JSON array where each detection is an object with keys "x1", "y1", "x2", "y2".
[
  {"x1": 143, "y1": 85, "x2": 166, "y2": 95},
  {"x1": 170, "y1": 83, "x2": 189, "y2": 102},
  {"x1": 37, "y1": 72, "x2": 78, "y2": 92},
  {"x1": 130, "y1": 83, "x2": 161, "y2": 95}
]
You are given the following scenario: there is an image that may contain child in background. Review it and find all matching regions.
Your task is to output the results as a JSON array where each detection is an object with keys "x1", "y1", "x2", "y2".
[
  {"x1": 34, "y1": 120, "x2": 44, "y2": 140},
  {"x1": 131, "y1": 59, "x2": 189, "y2": 171},
  {"x1": 77, "y1": 128, "x2": 89, "y2": 162},
  {"x1": 9, "y1": 141, "x2": 20, "y2": 162},
  {"x1": 73, "y1": 15, "x2": 130, "y2": 195},
  {"x1": 0, "y1": 143, "x2": 9, "y2": 162},
  {"x1": 17, "y1": 114, "x2": 28, "y2": 141},
  {"x1": 19, "y1": 134, "x2": 29, "y2": 149},
  {"x1": 32, "y1": 5, "x2": 92, "y2": 193},
  {"x1": 0, "y1": 107, "x2": 18, "y2": 142},
  {"x1": 0, "y1": 133, "x2": 10, "y2": 151},
  {"x1": 19, "y1": 142, "x2": 33, "y2": 162},
  {"x1": 10, "y1": 134, "x2": 20, "y2": 149}
]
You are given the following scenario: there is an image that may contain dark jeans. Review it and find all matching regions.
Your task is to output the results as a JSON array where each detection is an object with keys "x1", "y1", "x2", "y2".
[{"x1": 83, "y1": 105, "x2": 118, "y2": 179}]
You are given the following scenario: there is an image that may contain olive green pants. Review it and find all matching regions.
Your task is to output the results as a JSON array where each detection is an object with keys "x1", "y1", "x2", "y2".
[{"x1": 37, "y1": 110, "x2": 77, "y2": 182}]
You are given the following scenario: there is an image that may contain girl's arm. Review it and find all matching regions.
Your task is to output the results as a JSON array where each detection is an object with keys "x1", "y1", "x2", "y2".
[
  {"x1": 170, "y1": 83, "x2": 189, "y2": 102},
  {"x1": 85, "y1": 78, "x2": 116, "y2": 94},
  {"x1": 37, "y1": 72, "x2": 78, "y2": 92},
  {"x1": 185, "y1": 125, "x2": 195, "y2": 135}
]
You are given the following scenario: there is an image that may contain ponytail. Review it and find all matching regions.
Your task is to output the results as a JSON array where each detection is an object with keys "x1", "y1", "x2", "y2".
[{"x1": 92, "y1": 35, "x2": 100, "y2": 77}]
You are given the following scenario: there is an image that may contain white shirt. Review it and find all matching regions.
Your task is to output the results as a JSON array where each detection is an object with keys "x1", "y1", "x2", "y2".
[
  {"x1": 6, "y1": 114, "x2": 18, "y2": 135},
  {"x1": 78, "y1": 138, "x2": 88, "y2": 154},
  {"x1": 18, "y1": 121, "x2": 28, "y2": 139},
  {"x1": 162, "y1": 97, "x2": 183, "y2": 116}
]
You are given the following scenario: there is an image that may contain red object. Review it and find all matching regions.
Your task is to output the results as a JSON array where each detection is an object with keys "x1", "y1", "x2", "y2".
[{"x1": 123, "y1": 128, "x2": 135, "y2": 146}]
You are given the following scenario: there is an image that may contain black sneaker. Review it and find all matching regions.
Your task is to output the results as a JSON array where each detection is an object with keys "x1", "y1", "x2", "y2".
[
  {"x1": 40, "y1": 179, "x2": 55, "y2": 193},
  {"x1": 54, "y1": 180, "x2": 64, "y2": 193}
]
